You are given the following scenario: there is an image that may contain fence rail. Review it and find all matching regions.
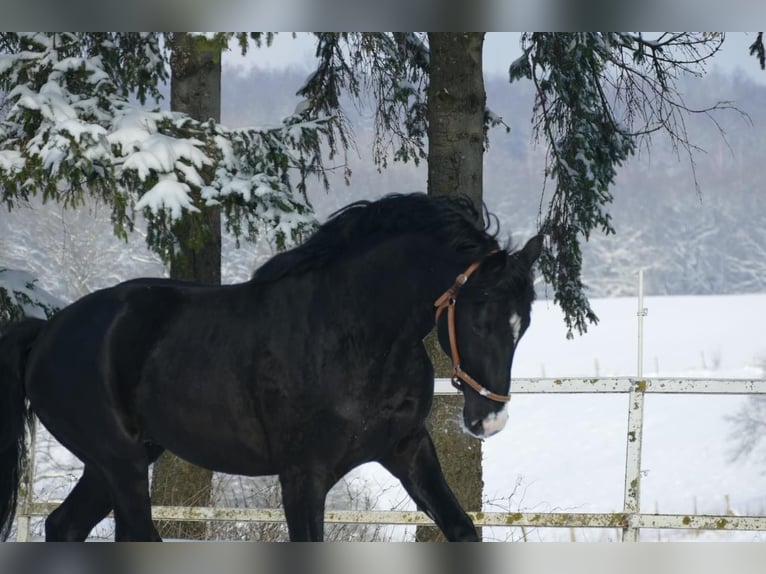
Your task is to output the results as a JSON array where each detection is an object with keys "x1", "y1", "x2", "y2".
[
  {"x1": 22, "y1": 502, "x2": 766, "y2": 531},
  {"x1": 16, "y1": 377, "x2": 766, "y2": 541}
]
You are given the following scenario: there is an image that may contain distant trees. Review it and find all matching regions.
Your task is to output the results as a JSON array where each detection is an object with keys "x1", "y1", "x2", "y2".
[
  {"x1": 726, "y1": 356, "x2": 766, "y2": 465},
  {"x1": 0, "y1": 197, "x2": 163, "y2": 303}
]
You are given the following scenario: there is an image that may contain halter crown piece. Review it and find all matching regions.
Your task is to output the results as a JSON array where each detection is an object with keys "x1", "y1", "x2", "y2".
[{"x1": 433, "y1": 253, "x2": 511, "y2": 403}]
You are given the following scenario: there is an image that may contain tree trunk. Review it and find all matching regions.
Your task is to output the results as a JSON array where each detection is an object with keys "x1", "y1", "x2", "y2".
[
  {"x1": 417, "y1": 33, "x2": 486, "y2": 542},
  {"x1": 426, "y1": 33, "x2": 486, "y2": 208},
  {"x1": 150, "y1": 32, "x2": 222, "y2": 541}
]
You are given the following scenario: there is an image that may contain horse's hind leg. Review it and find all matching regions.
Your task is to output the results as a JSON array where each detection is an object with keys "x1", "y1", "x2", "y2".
[
  {"x1": 279, "y1": 467, "x2": 331, "y2": 541},
  {"x1": 45, "y1": 444, "x2": 165, "y2": 541},
  {"x1": 45, "y1": 465, "x2": 112, "y2": 541},
  {"x1": 48, "y1": 459, "x2": 159, "y2": 542},
  {"x1": 95, "y1": 451, "x2": 160, "y2": 541},
  {"x1": 380, "y1": 428, "x2": 479, "y2": 541}
]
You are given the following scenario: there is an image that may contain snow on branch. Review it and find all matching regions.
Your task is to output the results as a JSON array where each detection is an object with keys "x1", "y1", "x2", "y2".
[
  {"x1": 0, "y1": 268, "x2": 63, "y2": 325},
  {"x1": 0, "y1": 33, "x2": 336, "y2": 263}
]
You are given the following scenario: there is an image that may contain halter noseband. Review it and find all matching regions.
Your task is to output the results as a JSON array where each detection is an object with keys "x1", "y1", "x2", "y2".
[{"x1": 433, "y1": 253, "x2": 511, "y2": 403}]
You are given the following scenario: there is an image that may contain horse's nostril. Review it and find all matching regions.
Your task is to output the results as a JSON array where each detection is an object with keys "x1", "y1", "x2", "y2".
[{"x1": 469, "y1": 419, "x2": 484, "y2": 436}]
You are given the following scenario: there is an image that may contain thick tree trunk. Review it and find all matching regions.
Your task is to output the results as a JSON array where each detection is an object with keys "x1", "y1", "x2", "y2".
[
  {"x1": 416, "y1": 332, "x2": 485, "y2": 542},
  {"x1": 418, "y1": 33, "x2": 486, "y2": 542},
  {"x1": 150, "y1": 32, "x2": 221, "y2": 541},
  {"x1": 426, "y1": 32, "x2": 486, "y2": 208}
]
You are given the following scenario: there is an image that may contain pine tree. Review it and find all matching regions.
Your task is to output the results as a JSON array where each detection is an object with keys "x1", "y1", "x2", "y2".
[
  {"x1": 0, "y1": 32, "x2": 341, "y2": 540},
  {"x1": 0, "y1": 33, "x2": 337, "y2": 265}
]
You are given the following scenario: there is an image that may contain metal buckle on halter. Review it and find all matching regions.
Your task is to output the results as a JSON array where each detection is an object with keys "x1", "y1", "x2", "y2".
[{"x1": 451, "y1": 365, "x2": 464, "y2": 391}]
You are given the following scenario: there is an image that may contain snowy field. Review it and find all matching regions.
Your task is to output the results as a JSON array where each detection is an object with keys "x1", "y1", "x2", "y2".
[
  {"x1": 24, "y1": 292, "x2": 766, "y2": 542},
  {"x1": 355, "y1": 292, "x2": 766, "y2": 542}
]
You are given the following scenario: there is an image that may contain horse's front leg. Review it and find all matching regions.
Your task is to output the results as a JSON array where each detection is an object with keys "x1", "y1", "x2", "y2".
[
  {"x1": 380, "y1": 428, "x2": 479, "y2": 541},
  {"x1": 279, "y1": 467, "x2": 329, "y2": 541}
]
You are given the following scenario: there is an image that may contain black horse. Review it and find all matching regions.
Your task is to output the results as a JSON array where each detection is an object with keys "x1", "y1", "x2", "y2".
[{"x1": 0, "y1": 193, "x2": 542, "y2": 542}]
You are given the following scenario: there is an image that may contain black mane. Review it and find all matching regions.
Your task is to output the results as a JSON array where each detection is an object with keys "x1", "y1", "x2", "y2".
[{"x1": 252, "y1": 193, "x2": 501, "y2": 282}]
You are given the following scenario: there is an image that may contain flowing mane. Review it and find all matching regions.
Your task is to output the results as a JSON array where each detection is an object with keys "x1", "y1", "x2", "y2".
[{"x1": 252, "y1": 193, "x2": 501, "y2": 282}]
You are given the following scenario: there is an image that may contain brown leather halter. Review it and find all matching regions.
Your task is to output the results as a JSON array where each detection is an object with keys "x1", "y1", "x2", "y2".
[{"x1": 433, "y1": 254, "x2": 511, "y2": 403}]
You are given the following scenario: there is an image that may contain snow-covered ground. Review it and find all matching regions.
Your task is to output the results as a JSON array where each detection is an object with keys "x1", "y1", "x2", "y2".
[{"x1": 23, "y1": 292, "x2": 766, "y2": 542}]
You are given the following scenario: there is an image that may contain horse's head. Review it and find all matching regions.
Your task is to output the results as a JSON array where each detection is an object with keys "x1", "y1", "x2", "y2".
[{"x1": 436, "y1": 235, "x2": 543, "y2": 439}]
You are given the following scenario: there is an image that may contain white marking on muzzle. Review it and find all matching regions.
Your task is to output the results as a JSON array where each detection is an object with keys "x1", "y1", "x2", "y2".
[
  {"x1": 481, "y1": 406, "x2": 509, "y2": 437},
  {"x1": 509, "y1": 313, "x2": 522, "y2": 346}
]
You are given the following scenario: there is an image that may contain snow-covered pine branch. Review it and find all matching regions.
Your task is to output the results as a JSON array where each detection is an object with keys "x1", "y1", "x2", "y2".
[
  {"x1": 0, "y1": 268, "x2": 63, "y2": 325},
  {"x1": 0, "y1": 32, "x2": 336, "y2": 264}
]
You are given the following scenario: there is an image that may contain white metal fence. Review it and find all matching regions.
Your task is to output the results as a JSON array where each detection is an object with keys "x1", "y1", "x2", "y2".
[{"x1": 15, "y1": 376, "x2": 766, "y2": 541}]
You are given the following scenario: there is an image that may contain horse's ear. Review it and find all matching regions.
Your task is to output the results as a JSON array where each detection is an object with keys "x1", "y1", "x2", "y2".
[{"x1": 519, "y1": 234, "x2": 544, "y2": 267}]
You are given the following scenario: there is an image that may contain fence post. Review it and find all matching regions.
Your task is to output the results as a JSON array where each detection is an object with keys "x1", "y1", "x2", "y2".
[
  {"x1": 623, "y1": 270, "x2": 648, "y2": 541},
  {"x1": 622, "y1": 380, "x2": 645, "y2": 541},
  {"x1": 636, "y1": 269, "x2": 648, "y2": 377}
]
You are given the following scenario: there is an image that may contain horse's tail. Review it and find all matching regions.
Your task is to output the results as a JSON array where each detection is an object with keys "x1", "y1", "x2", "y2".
[{"x1": 0, "y1": 318, "x2": 45, "y2": 541}]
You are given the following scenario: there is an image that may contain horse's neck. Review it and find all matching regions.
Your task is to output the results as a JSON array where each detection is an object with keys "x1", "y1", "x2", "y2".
[{"x1": 342, "y1": 240, "x2": 465, "y2": 339}]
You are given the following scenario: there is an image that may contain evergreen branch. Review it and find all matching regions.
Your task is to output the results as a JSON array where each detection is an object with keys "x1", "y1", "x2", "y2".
[
  {"x1": 749, "y1": 32, "x2": 765, "y2": 70},
  {"x1": 0, "y1": 33, "x2": 339, "y2": 266}
]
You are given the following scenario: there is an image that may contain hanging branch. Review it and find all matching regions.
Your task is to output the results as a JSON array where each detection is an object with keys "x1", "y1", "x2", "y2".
[
  {"x1": 749, "y1": 32, "x2": 765, "y2": 70},
  {"x1": 297, "y1": 33, "x2": 430, "y2": 172},
  {"x1": 510, "y1": 32, "x2": 746, "y2": 337}
]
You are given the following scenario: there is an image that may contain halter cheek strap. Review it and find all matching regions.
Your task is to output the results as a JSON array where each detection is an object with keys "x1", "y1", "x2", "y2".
[{"x1": 433, "y1": 254, "x2": 511, "y2": 404}]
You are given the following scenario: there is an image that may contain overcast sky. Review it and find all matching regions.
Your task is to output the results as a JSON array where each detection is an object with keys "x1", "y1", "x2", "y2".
[{"x1": 223, "y1": 32, "x2": 766, "y2": 85}]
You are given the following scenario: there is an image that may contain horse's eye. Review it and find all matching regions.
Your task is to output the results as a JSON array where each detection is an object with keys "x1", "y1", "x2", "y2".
[{"x1": 471, "y1": 322, "x2": 492, "y2": 337}]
